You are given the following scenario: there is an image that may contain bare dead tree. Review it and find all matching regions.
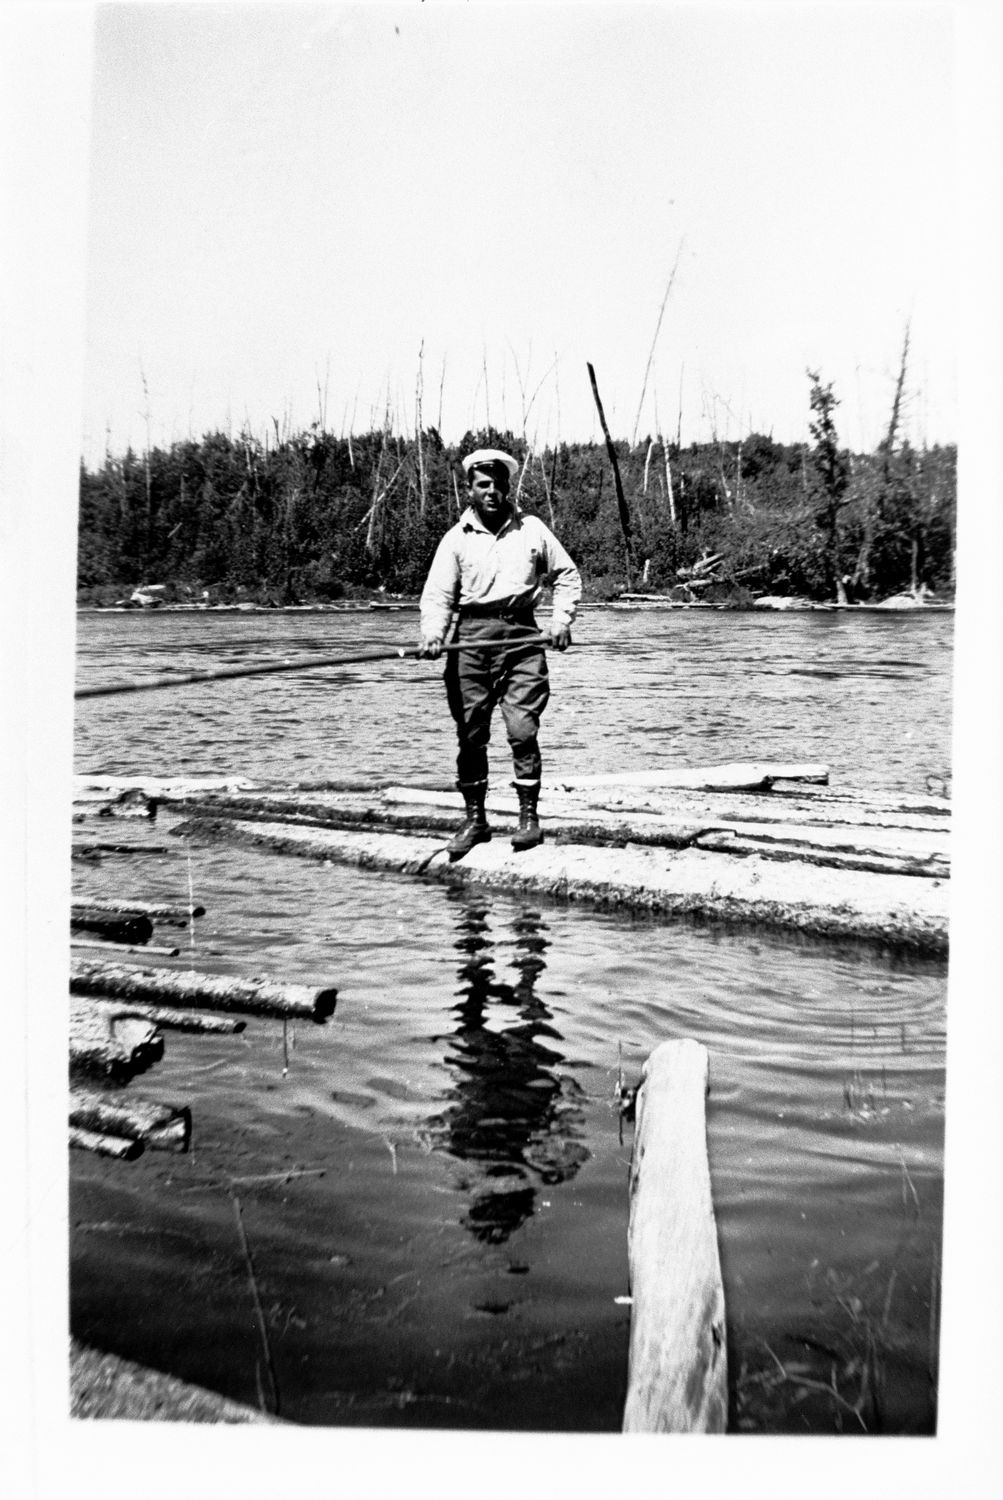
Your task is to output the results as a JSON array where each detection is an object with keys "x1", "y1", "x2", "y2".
[
  {"x1": 588, "y1": 361, "x2": 634, "y2": 589},
  {"x1": 631, "y1": 244, "x2": 684, "y2": 449},
  {"x1": 415, "y1": 340, "x2": 427, "y2": 516}
]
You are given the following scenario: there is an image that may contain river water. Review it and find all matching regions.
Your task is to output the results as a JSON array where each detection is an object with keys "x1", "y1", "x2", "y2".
[{"x1": 70, "y1": 606, "x2": 951, "y2": 1433}]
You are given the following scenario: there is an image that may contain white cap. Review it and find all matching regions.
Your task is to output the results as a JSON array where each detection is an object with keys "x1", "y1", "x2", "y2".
[{"x1": 461, "y1": 448, "x2": 519, "y2": 477}]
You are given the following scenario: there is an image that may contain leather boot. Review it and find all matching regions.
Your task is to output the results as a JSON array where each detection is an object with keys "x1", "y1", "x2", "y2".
[
  {"x1": 511, "y1": 782, "x2": 543, "y2": 850},
  {"x1": 447, "y1": 782, "x2": 492, "y2": 858}
]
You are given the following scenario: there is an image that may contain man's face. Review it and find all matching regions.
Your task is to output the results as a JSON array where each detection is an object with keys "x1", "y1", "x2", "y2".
[{"x1": 468, "y1": 464, "x2": 512, "y2": 529}]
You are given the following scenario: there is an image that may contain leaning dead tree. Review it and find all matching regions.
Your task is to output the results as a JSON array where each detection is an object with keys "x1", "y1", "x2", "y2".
[{"x1": 587, "y1": 361, "x2": 634, "y2": 591}]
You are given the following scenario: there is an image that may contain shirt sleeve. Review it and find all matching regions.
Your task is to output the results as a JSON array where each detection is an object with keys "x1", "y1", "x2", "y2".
[
  {"x1": 419, "y1": 530, "x2": 460, "y2": 640},
  {"x1": 537, "y1": 523, "x2": 582, "y2": 629}
]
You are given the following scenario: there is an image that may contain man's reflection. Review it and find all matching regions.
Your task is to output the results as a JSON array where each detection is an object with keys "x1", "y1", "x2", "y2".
[{"x1": 430, "y1": 896, "x2": 589, "y2": 1243}]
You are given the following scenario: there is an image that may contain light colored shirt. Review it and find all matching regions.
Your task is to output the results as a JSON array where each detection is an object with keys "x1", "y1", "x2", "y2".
[{"x1": 419, "y1": 506, "x2": 582, "y2": 642}]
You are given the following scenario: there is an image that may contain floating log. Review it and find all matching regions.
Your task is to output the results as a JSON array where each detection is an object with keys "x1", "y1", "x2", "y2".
[
  {"x1": 104, "y1": 1003, "x2": 247, "y2": 1035},
  {"x1": 73, "y1": 842, "x2": 171, "y2": 857},
  {"x1": 70, "y1": 1001, "x2": 164, "y2": 1082},
  {"x1": 176, "y1": 816, "x2": 948, "y2": 955},
  {"x1": 72, "y1": 898, "x2": 205, "y2": 927},
  {"x1": 552, "y1": 762, "x2": 830, "y2": 792},
  {"x1": 69, "y1": 1089, "x2": 191, "y2": 1152},
  {"x1": 69, "y1": 958, "x2": 337, "y2": 1022},
  {"x1": 75, "y1": 774, "x2": 258, "y2": 801},
  {"x1": 69, "y1": 1124, "x2": 145, "y2": 1161},
  {"x1": 70, "y1": 909, "x2": 154, "y2": 945},
  {"x1": 623, "y1": 1039, "x2": 727, "y2": 1432},
  {"x1": 72, "y1": 938, "x2": 182, "y2": 958},
  {"x1": 70, "y1": 1339, "x2": 278, "y2": 1422}
]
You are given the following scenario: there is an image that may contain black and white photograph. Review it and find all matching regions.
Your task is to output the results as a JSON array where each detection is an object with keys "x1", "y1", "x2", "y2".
[{"x1": 4, "y1": 1, "x2": 1001, "y2": 1495}]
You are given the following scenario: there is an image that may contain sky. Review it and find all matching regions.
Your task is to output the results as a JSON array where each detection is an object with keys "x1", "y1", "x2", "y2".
[{"x1": 80, "y1": 0, "x2": 959, "y2": 465}]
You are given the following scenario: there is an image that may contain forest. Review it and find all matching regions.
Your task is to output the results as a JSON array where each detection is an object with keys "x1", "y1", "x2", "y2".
[{"x1": 76, "y1": 372, "x2": 956, "y2": 609}]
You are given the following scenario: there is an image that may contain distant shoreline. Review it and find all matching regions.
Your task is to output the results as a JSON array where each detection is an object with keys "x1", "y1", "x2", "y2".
[{"x1": 76, "y1": 597, "x2": 954, "y2": 616}]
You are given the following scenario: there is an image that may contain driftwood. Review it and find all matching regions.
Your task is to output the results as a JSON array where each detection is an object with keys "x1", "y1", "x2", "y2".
[
  {"x1": 69, "y1": 1124, "x2": 145, "y2": 1160},
  {"x1": 72, "y1": 898, "x2": 206, "y2": 927},
  {"x1": 69, "y1": 957, "x2": 337, "y2": 1022},
  {"x1": 623, "y1": 1040, "x2": 727, "y2": 1432},
  {"x1": 69, "y1": 1088, "x2": 191, "y2": 1152},
  {"x1": 70, "y1": 1000, "x2": 164, "y2": 1081},
  {"x1": 70, "y1": 909, "x2": 154, "y2": 945},
  {"x1": 177, "y1": 816, "x2": 948, "y2": 954}
]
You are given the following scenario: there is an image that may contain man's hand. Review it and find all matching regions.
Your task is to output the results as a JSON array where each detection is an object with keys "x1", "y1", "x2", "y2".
[
  {"x1": 545, "y1": 623, "x2": 572, "y2": 652},
  {"x1": 418, "y1": 635, "x2": 444, "y2": 659}
]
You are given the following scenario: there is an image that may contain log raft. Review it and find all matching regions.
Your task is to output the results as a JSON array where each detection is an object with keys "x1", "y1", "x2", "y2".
[
  {"x1": 171, "y1": 809, "x2": 949, "y2": 955},
  {"x1": 623, "y1": 1040, "x2": 727, "y2": 1432}
]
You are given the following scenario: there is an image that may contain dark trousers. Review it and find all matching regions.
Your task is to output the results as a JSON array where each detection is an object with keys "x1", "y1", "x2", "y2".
[{"x1": 445, "y1": 615, "x2": 550, "y2": 786}]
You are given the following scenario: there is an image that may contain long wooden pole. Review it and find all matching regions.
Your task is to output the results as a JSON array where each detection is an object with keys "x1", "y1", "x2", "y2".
[{"x1": 75, "y1": 633, "x2": 551, "y2": 701}]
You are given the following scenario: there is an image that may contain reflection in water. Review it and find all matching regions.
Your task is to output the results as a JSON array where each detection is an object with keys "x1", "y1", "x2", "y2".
[{"x1": 430, "y1": 897, "x2": 589, "y2": 1243}]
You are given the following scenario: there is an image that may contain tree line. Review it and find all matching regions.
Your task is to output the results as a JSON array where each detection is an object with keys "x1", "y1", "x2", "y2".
[{"x1": 77, "y1": 376, "x2": 956, "y2": 607}]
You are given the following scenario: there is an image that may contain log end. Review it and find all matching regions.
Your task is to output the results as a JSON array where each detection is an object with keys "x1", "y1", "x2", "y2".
[
  {"x1": 148, "y1": 1107, "x2": 192, "y2": 1154},
  {"x1": 312, "y1": 986, "x2": 338, "y2": 1022}
]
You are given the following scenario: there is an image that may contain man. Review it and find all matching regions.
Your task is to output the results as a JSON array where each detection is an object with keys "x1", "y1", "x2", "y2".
[{"x1": 419, "y1": 448, "x2": 581, "y2": 856}]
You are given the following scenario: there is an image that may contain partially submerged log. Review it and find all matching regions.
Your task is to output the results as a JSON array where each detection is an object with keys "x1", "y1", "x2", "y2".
[
  {"x1": 72, "y1": 938, "x2": 182, "y2": 958},
  {"x1": 73, "y1": 842, "x2": 171, "y2": 858},
  {"x1": 69, "y1": 1089, "x2": 191, "y2": 1152},
  {"x1": 70, "y1": 909, "x2": 154, "y2": 946},
  {"x1": 72, "y1": 898, "x2": 205, "y2": 927},
  {"x1": 97, "y1": 788, "x2": 159, "y2": 820},
  {"x1": 69, "y1": 958, "x2": 337, "y2": 1022},
  {"x1": 75, "y1": 774, "x2": 256, "y2": 800},
  {"x1": 103, "y1": 1003, "x2": 247, "y2": 1035},
  {"x1": 623, "y1": 1040, "x2": 727, "y2": 1433},
  {"x1": 176, "y1": 816, "x2": 948, "y2": 955},
  {"x1": 70, "y1": 1000, "x2": 164, "y2": 1082},
  {"x1": 69, "y1": 1125, "x2": 144, "y2": 1161}
]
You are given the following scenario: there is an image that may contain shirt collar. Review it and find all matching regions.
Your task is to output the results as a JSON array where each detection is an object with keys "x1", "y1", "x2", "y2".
[{"x1": 460, "y1": 504, "x2": 522, "y2": 536}]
